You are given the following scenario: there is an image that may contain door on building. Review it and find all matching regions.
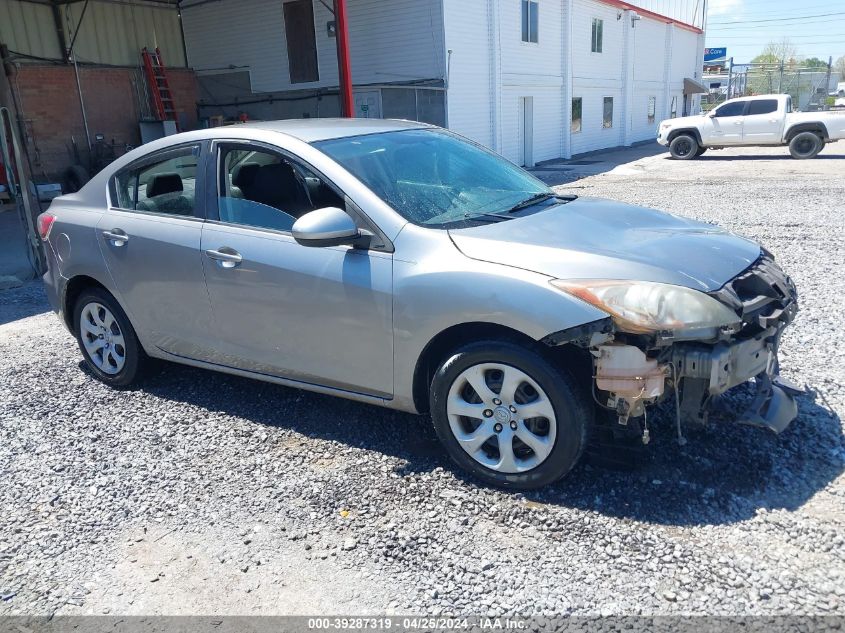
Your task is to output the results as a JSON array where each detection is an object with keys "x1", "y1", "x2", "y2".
[
  {"x1": 741, "y1": 98, "x2": 782, "y2": 144},
  {"x1": 354, "y1": 91, "x2": 382, "y2": 118},
  {"x1": 520, "y1": 96, "x2": 534, "y2": 168}
]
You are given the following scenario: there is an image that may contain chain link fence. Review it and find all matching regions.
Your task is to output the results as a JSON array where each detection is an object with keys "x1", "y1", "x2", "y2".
[{"x1": 701, "y1": 60, "x2": 838, "y2": 112}]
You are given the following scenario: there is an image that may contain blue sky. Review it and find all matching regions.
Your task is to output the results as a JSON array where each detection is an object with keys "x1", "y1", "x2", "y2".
[{"x1": 705, "y1": 0, "x2": 845, "y2": 63}]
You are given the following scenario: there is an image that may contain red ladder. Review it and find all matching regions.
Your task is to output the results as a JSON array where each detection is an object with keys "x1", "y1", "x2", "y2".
[{"x1": 141, "y1": 47, "x2": 179, "y2": 130}]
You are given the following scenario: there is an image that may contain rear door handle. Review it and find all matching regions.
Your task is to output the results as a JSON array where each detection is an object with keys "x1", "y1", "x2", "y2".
[
  {"x1": 102, "y1": 229, "x2": 129, "y2": 245},
  {"x1": 205, "y1": 247, "x2": 243, "y2": 268}
]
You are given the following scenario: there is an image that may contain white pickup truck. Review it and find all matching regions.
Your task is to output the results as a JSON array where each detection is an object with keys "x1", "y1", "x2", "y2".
[{"x1": 657, "y1": 94, "x2": 845, "y2": 160}]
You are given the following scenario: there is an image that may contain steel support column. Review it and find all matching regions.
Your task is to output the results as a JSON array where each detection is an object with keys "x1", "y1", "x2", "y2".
[{"x1": 333, "y1": 0, "x2": 354, "y2": 117}]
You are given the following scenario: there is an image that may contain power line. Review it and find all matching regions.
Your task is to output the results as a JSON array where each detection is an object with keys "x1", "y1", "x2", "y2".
[
  {"x1": 709, "y1": 10, "x2": 845, "y2": 25},
  {"x1": 708, "y1": 18, "x2": 845, "y2": 31}
]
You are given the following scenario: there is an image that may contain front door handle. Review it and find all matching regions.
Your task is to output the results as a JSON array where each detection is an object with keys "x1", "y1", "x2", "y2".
[
  {"x1": 102, "y1": 229, "x2": 129, "y2": 246},
  {"x1": 733, "y1": 121, "x2": 743, "y2": 126},
  {"x1": 205, "y1": 247, "x2": 243, "y2": 268}
]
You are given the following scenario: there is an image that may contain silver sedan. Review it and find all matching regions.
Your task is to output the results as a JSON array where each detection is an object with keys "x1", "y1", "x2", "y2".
[{"x1": 38, "y1": 119, "x2": 799, "y2": 489}]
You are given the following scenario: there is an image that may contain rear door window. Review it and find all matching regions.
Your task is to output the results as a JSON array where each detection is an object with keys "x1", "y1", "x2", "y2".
[
  {"x1": 746, "y1": 99, "x2": 778, "y2": 116},
  {"x1": 111, "y1": 145, "x2": 201, "y2": 217}
]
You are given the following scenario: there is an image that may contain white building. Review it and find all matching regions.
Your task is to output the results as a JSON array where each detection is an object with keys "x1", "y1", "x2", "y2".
[{"x1": 181, "y1": 0, "x2": 706, "y2": 164}]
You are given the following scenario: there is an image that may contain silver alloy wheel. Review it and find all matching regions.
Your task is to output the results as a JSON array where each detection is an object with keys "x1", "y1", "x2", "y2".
[
  {"x1": 79, "y1": 302, "x2": 126, "y2": 375},
  {"x1": 446, "y1": 362, "x2": 557, "y2": 473}
]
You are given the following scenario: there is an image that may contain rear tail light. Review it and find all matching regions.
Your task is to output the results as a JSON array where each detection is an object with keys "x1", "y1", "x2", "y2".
[{"x1": 37, "y1": 212, "x2": 56, "y2": 240}]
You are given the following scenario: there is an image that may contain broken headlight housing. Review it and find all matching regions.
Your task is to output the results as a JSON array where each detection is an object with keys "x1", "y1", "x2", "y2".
[{"x1": 551, "y1": 279, "x2": 741, "y2": 335}]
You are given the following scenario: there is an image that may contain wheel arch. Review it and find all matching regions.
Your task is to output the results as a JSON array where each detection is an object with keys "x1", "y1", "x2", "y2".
[
  {"x1": 411, "y1": 321, "x2": 598, "y2": 415},
  {"x1": 785, "y1": 122, "x2": 829, "y2": 143},
  {"x1": 63, "y1": 274, "x2": 120, "y2": 334},
  {"x1": 667, "y1": 128, "x2": 703, "y2": 146},
  {"x1": 412, "y1": 322, "x2": 539, "y2": 414}
]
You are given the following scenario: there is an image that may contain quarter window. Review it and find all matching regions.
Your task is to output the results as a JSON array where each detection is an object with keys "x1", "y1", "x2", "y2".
[
  {"x1": 747, "y1": 99, "x2": 778, "y2": 115},
  {"x1": 571, "y1": 97, "x2": 582, "y2": 133},
  {"x1": 603, "y1": 97, "x2": 613, "y2": 128},
  {"x1": 217, "y1": 146, "x2": 344, "y2": 232},
  {"x1": 521, "y1": 0, "x2": 539, "y2": 43},
  {"x1": 591, "y1": 18, "x2": 603, "y2": 53},
  {"x1": 648, "y1": 96, "x2": 656, "y2": 123},
  {"x1": 111, "y1": 145, "x2": 200, "y2": 216}
]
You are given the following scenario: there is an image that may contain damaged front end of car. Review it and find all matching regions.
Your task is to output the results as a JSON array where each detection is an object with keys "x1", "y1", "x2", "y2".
[{"x1": 547, "y1": 254, "x2": 801, "y2": 444}]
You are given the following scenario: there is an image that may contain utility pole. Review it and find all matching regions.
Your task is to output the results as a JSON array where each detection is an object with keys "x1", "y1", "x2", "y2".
[{"x1": 726, "y1": 57, "x2": 733, "y2": 100}]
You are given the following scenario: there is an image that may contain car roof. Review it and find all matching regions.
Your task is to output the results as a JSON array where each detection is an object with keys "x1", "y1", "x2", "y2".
[{"x1": 225, "y1": 118, "x2": 432, "y2": 142}]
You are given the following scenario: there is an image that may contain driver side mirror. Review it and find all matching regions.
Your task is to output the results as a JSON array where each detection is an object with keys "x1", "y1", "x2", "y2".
[
  {"x1": 707, "y1": 110, "x2": 717, "y2": 118},
  {"x1": 292, "y1": 206, "x2": 361, "y2": 248}
]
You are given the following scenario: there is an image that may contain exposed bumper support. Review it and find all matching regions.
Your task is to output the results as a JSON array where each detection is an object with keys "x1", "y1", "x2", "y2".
[
  {"x1": 737, "y1": 374, "x2": 798, "y2": 434},
  {"x1": 671, "y1": 326, "x2": 801, "y2": 433}
]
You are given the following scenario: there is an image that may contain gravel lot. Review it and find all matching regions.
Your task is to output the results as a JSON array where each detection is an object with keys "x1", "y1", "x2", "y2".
[{"x1": 1, "y1": 144, "x2": 844, "y2": 616}]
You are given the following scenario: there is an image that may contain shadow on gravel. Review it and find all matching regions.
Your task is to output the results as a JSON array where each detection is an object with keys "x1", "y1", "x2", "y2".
[
  {"x1": 0, "y1": 283, "x2": 51, "y2": 326},
  {"x1": 530, "y1": 385, "x2": 845, "y2": 526},
  {"x1": 138, "y1": 360, "x2": 843, "y2": 527}
]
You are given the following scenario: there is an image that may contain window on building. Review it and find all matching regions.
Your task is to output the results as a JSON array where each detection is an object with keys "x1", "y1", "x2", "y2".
[
  {"x1": 603, "y1": 97, "x2": 613, "y2": 128},
  {"x1": 111, "y1": 145, "x2": 200, "y2": 216},
  {"x1": 591, "y1": 18, "x2": 603, "y2": 53},
  {"x1": 381, "y1": 88, "x2": 446, "y2": 127},
  {"x1": 571, "y1": 97, "x2": 582, "y2": 133},
  {"x1": 521, "y1": 0, "x2": 539, "y2": 43},
  {"x1": 670, "y1": 96, "x2": 678, "y2": 118},
  {"x1": 747, "y1": 99, "x2": 778, "y2": 115},
  {"x1": 648, "y1": 96, "x2": 656, "y2": 123},
  {"x1": 284, "y1": 0, "x2": 319, "y2": 83}
]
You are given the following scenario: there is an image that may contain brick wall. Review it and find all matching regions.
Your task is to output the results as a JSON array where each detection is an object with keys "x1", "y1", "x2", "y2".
[{"x1": 12, "y1": 64, "x2": 198, "y2": 180}]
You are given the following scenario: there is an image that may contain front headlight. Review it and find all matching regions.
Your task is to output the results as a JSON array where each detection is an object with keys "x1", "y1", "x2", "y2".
[{"x1": 551, "y1": 279, "x2": 741, "y2": 334}]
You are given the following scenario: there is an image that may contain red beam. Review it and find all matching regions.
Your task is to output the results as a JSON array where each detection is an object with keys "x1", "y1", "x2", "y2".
[{"x1": 334, "y1": 0, "x2": 354, "y2": 117}]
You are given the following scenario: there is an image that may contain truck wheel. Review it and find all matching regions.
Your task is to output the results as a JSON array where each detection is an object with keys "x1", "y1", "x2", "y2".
[
  {"x1": 789, "y1": 132, "x2": 822, "y2": 159},
  {"x1": 669, "y1": 134, "x2": 699, "y2": 160},
  {"x1": 696, "y1": 147, "x2": 708, "y2": 156}
]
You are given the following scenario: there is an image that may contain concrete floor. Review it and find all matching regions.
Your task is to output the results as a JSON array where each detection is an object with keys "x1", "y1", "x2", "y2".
[{"x1": 0, "y1": 205, "x2": 38, "y2": 281}]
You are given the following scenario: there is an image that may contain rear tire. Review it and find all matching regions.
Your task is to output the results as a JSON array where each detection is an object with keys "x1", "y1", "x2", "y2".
[
  {"x1": 73, "y1": 287, "x2": 147, "y2": 387},
  {"x1": 430, "y1": 341, "x2": 591, "y2": 490},
  {"x1": 788, "y1": 131, "x2": 823, "y2": 159},
  {"x1": 669, "y1": 134, "x2": 699, "y2": 160}
]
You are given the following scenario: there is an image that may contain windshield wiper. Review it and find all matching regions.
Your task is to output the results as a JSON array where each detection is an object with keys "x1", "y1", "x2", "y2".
[
  {"x1": 504, "y1": 192, "x2": 577, "y2": 214},
  {"x1": 462, "y1": 211, "x2": 511, "y2": 223}
]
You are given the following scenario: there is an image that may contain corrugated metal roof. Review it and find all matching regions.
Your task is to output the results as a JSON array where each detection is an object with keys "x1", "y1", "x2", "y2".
[
  {"x1": 0, "y1": 0, "x2": 186, "y2": 68},
  {"x1": 0, "y1": 0, "x2": 63, "y2": 60}
]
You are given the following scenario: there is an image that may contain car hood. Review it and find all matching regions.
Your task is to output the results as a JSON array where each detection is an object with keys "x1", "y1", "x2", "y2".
[
  {"x1": 664, "y1": 115, "x2": 705, "y2": 127},
  {"x1": 449, "y1": 197, "x2": 761, "y2": 292}
]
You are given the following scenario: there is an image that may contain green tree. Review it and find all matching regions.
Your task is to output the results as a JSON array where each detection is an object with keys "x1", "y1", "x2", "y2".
[{"x1": 803, "y1": 57, "x2": 829, "y2": 69}]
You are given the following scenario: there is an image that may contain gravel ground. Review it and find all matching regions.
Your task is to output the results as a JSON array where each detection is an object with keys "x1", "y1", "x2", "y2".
[{"x1": 1, "y1": 144, "x2": 844, "y2": 616}]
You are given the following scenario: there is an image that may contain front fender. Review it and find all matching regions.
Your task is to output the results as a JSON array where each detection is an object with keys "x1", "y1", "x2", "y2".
[{"x1": 390, "y1": 226, "x2": 609, "y2": 412}]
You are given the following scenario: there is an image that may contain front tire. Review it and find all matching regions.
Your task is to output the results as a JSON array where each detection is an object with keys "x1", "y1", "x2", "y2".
[
  {"x1": 669, "y1": 134, "x2": 699, "y2": 160},
  {"x1": 695, "y1": 146, "x2": 708, "y2": 156},
  {"x1": 789, "y1": 131, "x2": 823, "y2": 159},
  {"x1": 73, "y1": 287, "x2": 147, "y2": 387},
  {"x1": 429, "y1": 341, "x2": 591, "y2": 490}
]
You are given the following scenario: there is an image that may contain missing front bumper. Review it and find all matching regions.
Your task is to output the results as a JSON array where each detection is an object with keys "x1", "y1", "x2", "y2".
[{"x1": 671, "y1": 327, "x2": 801, "y2": 433}]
